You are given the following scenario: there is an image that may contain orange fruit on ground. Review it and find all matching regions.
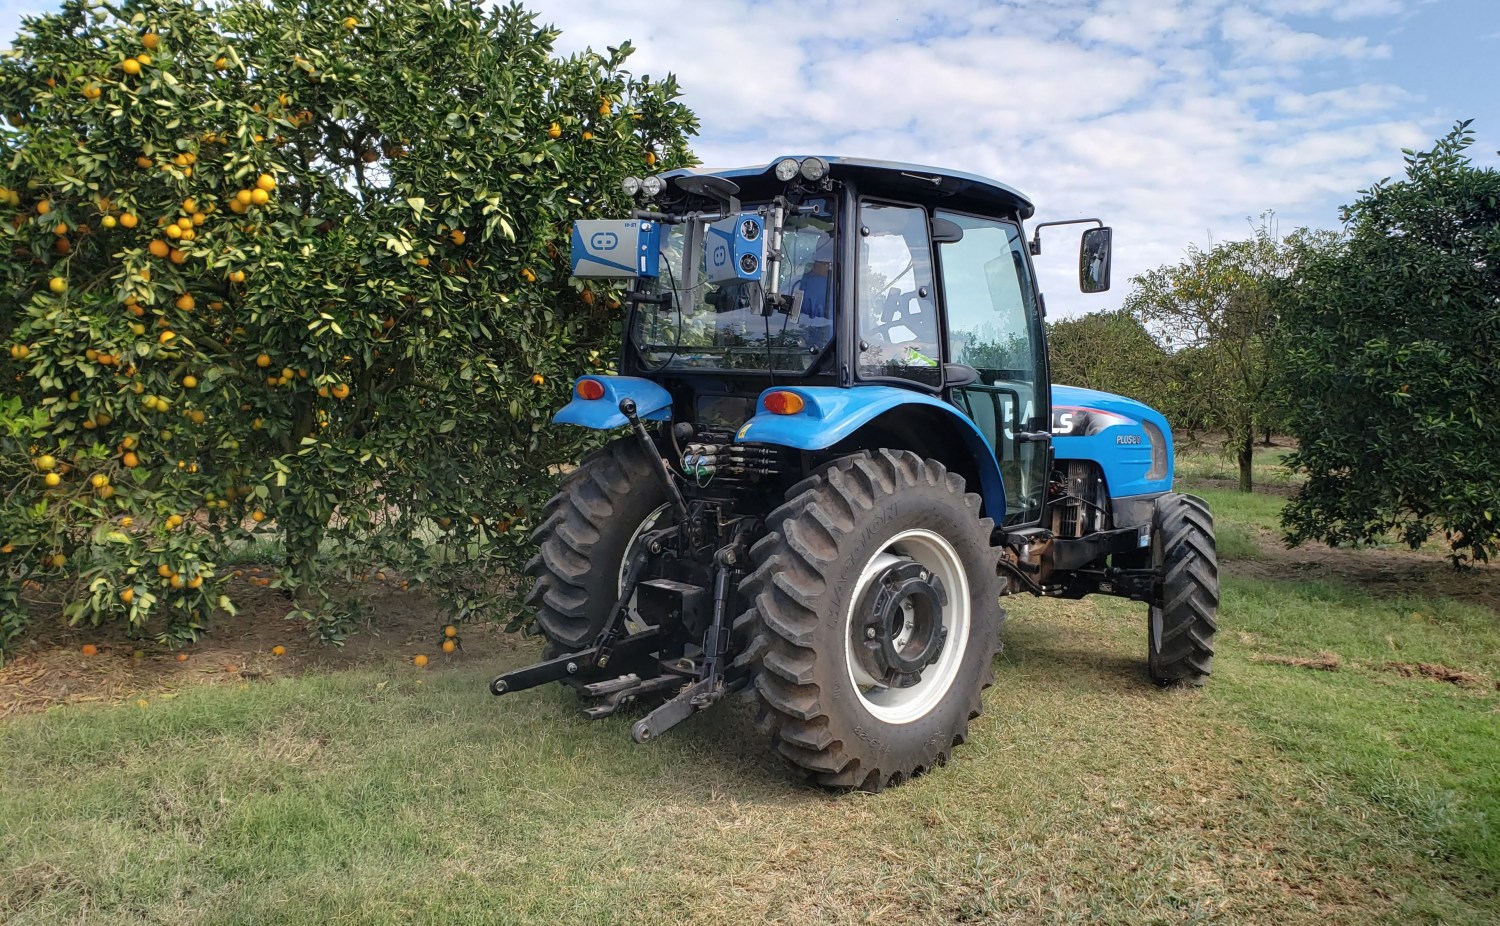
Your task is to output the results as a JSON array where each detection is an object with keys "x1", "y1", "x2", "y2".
[
  {"x1": 443, "y1": 625, "x2": 457, "y2": 638},
  {"x1": 176, "y1": 652, "x2": 189, "y2": 662},
  {"x1": 81, "y1": 644, "x2": 98, "y2": 656},
  {"x1": 442, "y1": 640, "x2": 456, "y2": 654},
  {"x1": 413, "y1": 654, "x2": 429, "y2": 667},
  {"x1": 271, "y1": 645, "x2": 286, "y2": 656}
]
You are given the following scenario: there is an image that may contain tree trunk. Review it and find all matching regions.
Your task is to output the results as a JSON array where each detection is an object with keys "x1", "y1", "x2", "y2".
[{"x1": 1237, "y1": 429, "x2": 1254, "y2": 493}]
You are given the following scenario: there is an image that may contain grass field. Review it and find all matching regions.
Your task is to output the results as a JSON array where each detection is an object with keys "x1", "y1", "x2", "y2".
[{"x1": 3, "y1": 447, "x2": 1497, "y2": 925}]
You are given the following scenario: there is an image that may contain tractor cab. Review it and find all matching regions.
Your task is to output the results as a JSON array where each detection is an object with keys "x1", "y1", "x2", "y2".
[
  {"x1": 577, "y1": 157, "x2": 1111, "y2": 530},
  {"x1": 497, "y1": 156, "x2": 1216, "y2": 793}
]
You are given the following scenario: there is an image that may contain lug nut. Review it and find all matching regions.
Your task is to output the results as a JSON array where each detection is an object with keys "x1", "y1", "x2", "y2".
[{"x1": 866, "y1": 627, "x2": 877, "y2": 639}]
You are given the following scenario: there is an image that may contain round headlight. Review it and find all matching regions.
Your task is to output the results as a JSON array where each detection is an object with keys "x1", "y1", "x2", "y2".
[
  {"x1": 799, "y1": 157, "x2": 829, "y2": 182},
  {"x1": 773, "y1": 157, "x2": 801, "y2": 182},
  {"x1": 621, "y1": 176, "x2": 641, "y2": 196},
  {"x1": 640, "y1": 175, "x2": 665, "y2": 197}
]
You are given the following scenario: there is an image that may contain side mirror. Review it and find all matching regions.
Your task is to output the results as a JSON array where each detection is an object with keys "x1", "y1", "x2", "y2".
[{"x1": 1079, "y1": 227, "x2": 1112, "y2": 293}]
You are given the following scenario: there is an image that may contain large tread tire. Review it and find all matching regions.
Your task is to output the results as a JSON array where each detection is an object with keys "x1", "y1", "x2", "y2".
[
  {"x1": 732, "y1": 450, "x2": 1005, "y2": 792},
  {"x1": 524, "y1": 437, "x2": 669, "y2": 652},
  {"x1": 1148, "y1": 492, "x2": 1218, "y2": 685}
]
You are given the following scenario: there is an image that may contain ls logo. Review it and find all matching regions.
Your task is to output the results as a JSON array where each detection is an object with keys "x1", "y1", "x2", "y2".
[{"x1": 589, "y1": 231, "x2": 619, "y2": 250}]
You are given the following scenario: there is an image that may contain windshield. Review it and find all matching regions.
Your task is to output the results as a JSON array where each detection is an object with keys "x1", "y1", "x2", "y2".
[{"x1": 631, "y1": 200, "x2": 835, "y2": 373}]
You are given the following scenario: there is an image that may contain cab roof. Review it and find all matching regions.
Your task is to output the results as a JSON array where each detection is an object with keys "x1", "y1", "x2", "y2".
[{"x1": 664, "y1": 156, "x2": 1036, "y2": 220}]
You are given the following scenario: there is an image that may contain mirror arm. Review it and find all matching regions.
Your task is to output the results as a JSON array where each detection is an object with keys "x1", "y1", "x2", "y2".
[{"x1": 1028, "y1": 217, "x2": 1104, "y2": 255}]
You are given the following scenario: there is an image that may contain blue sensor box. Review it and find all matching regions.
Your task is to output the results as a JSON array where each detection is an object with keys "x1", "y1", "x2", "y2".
[{"x1": 570, "y1": 219, "x2": 662, "y2": 279}]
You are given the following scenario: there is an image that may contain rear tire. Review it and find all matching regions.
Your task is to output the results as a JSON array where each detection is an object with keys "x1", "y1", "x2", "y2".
[
  {"x1": 525, "y1": 437, "x2": 670, "y2": 652},
  {"x1": 733, "y1": 450, "x2": 1004, "y2": 792},
  {"x1": 1147, "y1": 493, "x2": 1218, "y2": 685}
]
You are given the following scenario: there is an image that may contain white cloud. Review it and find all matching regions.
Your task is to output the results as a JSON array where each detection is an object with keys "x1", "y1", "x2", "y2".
[{"x1": 1220, "y1": 8, "x2": 1392, "y2": 60}]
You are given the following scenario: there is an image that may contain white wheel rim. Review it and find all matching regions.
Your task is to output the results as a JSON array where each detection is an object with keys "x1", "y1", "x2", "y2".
[
  {"x1": 843, "y1": 529, "x2": 971, "y2": 725},
  {"x1": 618, "y1": 503, "x2": 670, "y2": 633}
]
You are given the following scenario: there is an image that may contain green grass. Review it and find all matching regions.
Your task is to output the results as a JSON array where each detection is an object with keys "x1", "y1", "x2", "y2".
[
  {"x1": 4, "y1": 575, "x2": 1498, "y2": 924},
  {"x1": 1174, "y1": 444, "x2": 1300, "y2": 487}
]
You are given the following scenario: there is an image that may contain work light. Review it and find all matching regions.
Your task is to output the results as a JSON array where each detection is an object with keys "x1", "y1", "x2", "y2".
[
  {"x1": 640, "y1": 175, "x2": 664, "y2": 197},
  {"x1": 621, "y1": 176, "x2": 641, "y2": 196},
  {"x1": 800, "y1": 157, "x2": 829, "y2": 182},
  {"x1": 774, "y1": 157, "x2": 801, "y2": 182}
]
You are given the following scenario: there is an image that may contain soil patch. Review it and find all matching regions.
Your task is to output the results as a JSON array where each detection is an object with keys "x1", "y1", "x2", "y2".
[
  {"x1": 0, "y1": 566, "x2": 532, "y2": 717},
  {"x1": 1380, "y1": 661, "x2": 1489, "y2": 688}
]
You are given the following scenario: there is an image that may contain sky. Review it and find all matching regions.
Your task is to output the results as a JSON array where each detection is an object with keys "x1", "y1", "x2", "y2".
[{"x1": 3, "y1": 0, "x2": 1495, "y2": 317}]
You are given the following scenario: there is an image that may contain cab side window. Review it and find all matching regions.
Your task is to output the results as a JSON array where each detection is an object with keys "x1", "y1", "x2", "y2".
[{"x1": 856, "y1": 202, "x2": 941, "y2": 386}]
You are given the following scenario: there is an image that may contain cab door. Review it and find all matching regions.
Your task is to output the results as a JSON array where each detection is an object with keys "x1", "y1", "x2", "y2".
[{"x1": 935, "y1": 212, "x2": 1049, "y2": 526}]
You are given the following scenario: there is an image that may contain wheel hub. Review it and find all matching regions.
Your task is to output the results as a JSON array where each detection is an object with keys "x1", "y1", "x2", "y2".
[{"x1": 856, "y1": 561, "x2": 948, "y2": 688}]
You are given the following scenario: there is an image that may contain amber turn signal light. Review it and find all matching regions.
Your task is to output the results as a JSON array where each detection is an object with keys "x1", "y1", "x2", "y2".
[{"x1": 763, "y1": 391, "x2": 805, "y2": 415}]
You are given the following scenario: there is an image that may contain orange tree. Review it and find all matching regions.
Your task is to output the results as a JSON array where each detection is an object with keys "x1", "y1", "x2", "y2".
[{"x1": 0, "y1": 0, "x2": 697, "y2": 651}]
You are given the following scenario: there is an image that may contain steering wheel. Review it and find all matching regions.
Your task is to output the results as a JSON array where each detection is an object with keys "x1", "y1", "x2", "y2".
[{"x1": 871, "y1": 289, "x2": 920, "y2": 343}]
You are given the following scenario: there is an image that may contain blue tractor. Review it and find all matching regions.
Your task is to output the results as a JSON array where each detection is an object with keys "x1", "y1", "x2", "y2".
[{"x1": 490, "y1": 157, "x2": 1218, "y2": 791}]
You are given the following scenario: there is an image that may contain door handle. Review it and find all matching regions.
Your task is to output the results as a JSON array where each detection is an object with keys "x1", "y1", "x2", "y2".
[{"x1": 1017, "y1": 431, "x2": 1052, "y2": 443}]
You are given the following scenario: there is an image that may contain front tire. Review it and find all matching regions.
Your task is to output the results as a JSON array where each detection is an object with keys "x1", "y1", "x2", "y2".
[
  {"x1": 1147, "y1": 493, "x2": 1218, "y2": 685},
  {"x1": 733, "y1": 450, "x2": 1004, "y2": 792},
  {"x1": 525, "y1": 437, "x2": 669, "y2": 652}
]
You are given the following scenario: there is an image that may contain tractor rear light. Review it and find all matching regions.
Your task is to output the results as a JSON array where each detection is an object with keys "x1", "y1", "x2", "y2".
[
  {"x1": 575, "y1": 378, "x2": 606, "y2": 401},
  {"x1": 764, "y1": 391, "x2": 805, "y2": 415}
]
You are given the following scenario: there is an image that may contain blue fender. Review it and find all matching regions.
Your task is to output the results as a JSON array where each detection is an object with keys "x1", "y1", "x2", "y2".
[
  {"x1": 737, "y1": 386, "x2": 1007, "y2": 515},
  {"x1": 553, "y1": 375, "x2": 673, "y2": 430},
  {"x1": 1051, "y1": 384, "x2": 1174, "y2": 498}
]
